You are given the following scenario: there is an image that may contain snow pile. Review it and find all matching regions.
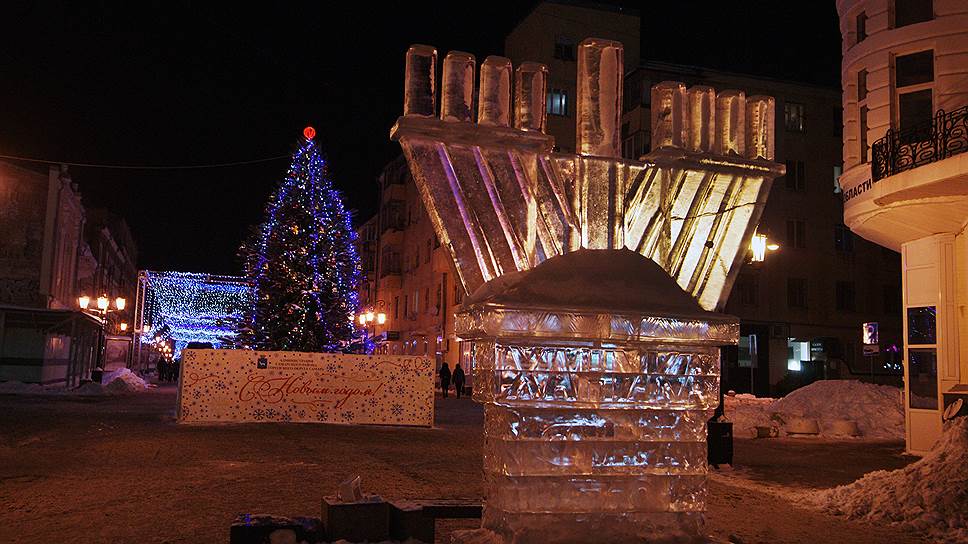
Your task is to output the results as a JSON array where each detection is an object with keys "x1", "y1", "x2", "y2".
[
  {"x1": 101, "y1": 368, "x2": 150, "y2": 394},
  {"x1": 0, "y1": 381, "x2": 46, "y2": 394},
  {"x1": 811, "y1": 417, "x2": 968, "y2": 543},
  {"x1": 0, "y1": 369, "x2": 152, "y2": 396},
  {"x1": 724, "y1": 380, "x2": 905, "y2": 439}
]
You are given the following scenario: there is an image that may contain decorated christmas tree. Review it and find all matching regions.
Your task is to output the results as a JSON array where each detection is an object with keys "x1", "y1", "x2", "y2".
[{"x1": 238, "y1": 127, "x2": 363, "y2": 352}]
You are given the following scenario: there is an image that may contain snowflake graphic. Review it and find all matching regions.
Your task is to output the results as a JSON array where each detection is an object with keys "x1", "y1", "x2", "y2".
[
  {"x1": 296, "y1": 409, "x2": 306, "y2": 419},
  {"x1": 340, "y1": 410, "x2": 354, "y2": 421},
  {"x1": 396, "y1": 385, "x2": 407, "y2": 395},
  {"x1": 367, "y1": 398, "x2": 379, "y2": 407},
  {"x1": 326, "y1": 363, "x2": 338, "y2": 373},
  {"x1": 281, "y1": 412, "x2": 292, "y2": 422},
  {"x1": 252, "y1": 409, "x2": 265, "y2": 420},
  {"x1": 316, "y1": 410, "x2": 329, "y2": 421},
  {"x1": 192, "y1": 389, "x2": 202, "y2": 399},
  {"x1": 391, "y1": 404, "x2": 403, "y2": 416},
  {"x1": 215, "y1": 380, "x2": 228, "y2": 391},
  {"x1": 265, "y1": 408, "x2": 277, "y2": 419}
]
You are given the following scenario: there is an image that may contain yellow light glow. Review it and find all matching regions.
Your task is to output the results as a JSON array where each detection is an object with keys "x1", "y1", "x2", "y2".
[
  {"x1": 365, "y1": 311, "x2": 375, "y2": 322},
  {"x1": 78, "y1": 295, "x2": 90, "y2": 310},
  {"x1": 115, "y1": 297, "x2": 126, "y2": 311},
  {"x1": 120, "y1": 322, "x2": 128, "y2": 332},
  {"x1": 377, "y1": 312, "x2": 387, "y2": 324},
  {"x1": 767, "y1": 243, "x2": 779, "y2": 251},
  {"x1": 750, "y1": 233, "x2": 767, "y2": 262},
  {"x1": 358, "y1": 314, "x2": 367, "y2": 325},
  {"x1": 96, "y1": 296, "x2": 109, "y2": 311}
]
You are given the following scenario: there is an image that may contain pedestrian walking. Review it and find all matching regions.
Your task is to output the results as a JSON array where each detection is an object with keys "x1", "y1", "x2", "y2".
[
  {"x1": 453, "y1": 363, "x2": 466, "y2": 398},
  {"x1": 439, "y1": 362, "x2": 452, "y2": 398}
]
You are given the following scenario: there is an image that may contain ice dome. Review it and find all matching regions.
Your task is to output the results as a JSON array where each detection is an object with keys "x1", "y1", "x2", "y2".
[{"x1": 465, "y1": 248, "x2": 721, "y2": 320}]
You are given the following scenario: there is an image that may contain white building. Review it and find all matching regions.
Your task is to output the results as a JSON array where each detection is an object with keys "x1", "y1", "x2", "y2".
[{"x1": 837, "y1": 0, "x2": 968, "y2": 454}]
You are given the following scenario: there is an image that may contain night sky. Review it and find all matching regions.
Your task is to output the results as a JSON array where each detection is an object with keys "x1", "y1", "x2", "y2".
[{"x1": 0, "y1": 1, "x2": 841, "y2": 275}]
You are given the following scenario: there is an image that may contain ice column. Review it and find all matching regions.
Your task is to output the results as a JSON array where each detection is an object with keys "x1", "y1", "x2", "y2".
[
  {"x1": 745, "y1": 96, "x2": 775, "y2": 160},
  {"x1": 441, "y1": 52, "x2": 476, "y2": 122},
  {"x1": 514, "y1": 63, "x2": 548, "y2": 133},
  {"x1": 715, "y1": 90, "x2": 745, "y2": 156},
  {"x1": 404, "y1": 45, "x2": 437, "y2": 117},
  {"x1": 479, "y1": 56, "x2": 512, "y2": 127},
  {"x1": 651, "y1": 81, "x2": 687, "y2": 150},
  {"x1": 576, "y1": 39, "x2": 623, "y2": 157},
  {"x1": 573, "y1": 39, "x2": 625, "y2": 251},
  {"x1": 686, "y1": 86, "x2": 716, "y2": 153}
]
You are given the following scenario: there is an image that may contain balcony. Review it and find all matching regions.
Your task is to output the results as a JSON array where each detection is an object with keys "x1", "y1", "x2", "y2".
[{"x1": 872, "y1": 106, "x2": 968, "y2": 181}]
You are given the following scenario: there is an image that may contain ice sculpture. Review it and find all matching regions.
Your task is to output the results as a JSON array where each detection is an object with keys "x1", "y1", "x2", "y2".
[{"x1": 391, "y1": 39, "x2": 783, "y2": 543}]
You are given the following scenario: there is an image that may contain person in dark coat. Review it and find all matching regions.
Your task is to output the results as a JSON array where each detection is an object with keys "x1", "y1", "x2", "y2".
[
  {"x1": 452, "y1": 363, "x2": 466, "y2": 398},
  {"x1": 439, "y1": 363, "x2": 452, "y2": 398}
]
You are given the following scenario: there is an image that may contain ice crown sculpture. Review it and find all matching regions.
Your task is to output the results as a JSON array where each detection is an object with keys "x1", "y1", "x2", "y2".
[
  {"x1": 392, "y1": 40, "x2": 783, "y2": 312},
  {"x1": 391, "y1": 39, "x2": 783, "y2": 543}
]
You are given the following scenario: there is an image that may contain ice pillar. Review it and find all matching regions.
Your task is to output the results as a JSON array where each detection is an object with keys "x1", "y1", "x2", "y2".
[
  {"x1": 441, "y1": 52, "x2": 476, "y2": 122},
  {"x1": 715, "y1": 90, "x2": 745, "y2": 156},
  {"x1": 404, "y1": 45, "x2": 437, "y2": 117},
  {"x1": 651, "y1": 81, "x2": 687, "y2": 150},
  {"x1": 746, "y1": 96, "x2": 775, "y2": 160},
  {"x1": 514, "y1": 63, "x2": 548, "y2": 133},
  {"x1": 479, "y1": 56, "x2": 512, "y2": 127}
]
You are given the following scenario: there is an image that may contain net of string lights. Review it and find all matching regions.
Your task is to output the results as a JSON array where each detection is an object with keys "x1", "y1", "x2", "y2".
[{"x1": 139, "y1": 271, "x2": 252, "y2": 356}]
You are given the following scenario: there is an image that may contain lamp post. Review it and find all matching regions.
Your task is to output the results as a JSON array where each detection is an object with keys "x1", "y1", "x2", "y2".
[
  {"x1": 78, "y1": 293, "x2": 127, "y2": 379},
  {"x1": 357, "y1": 300, "x2": 387, "y2": 350}
]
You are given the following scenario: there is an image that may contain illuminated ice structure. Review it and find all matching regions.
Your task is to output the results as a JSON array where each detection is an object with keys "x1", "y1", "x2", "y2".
[{"x1": 391, "y1": 40, "x2": 783, "y2": 543}]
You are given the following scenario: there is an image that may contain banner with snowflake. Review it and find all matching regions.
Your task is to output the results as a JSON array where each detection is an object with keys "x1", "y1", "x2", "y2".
[{"x1": 177, "y1": 349, "x2": 434, "y2": 426}]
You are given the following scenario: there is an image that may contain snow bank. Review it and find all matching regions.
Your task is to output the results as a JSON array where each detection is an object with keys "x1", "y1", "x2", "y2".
[
  {"x1": 725, "y1": 380, "x2": 904, "y2": 440},
  {"x1": 0, "y1": 369, "x2": 152, "y2": 396},
  {"x1": 101, "y1": 368, "x2": 150, "y2": 393},
  {"x1": 810, "y1": 417, "x2": 968, "y2": 543}
]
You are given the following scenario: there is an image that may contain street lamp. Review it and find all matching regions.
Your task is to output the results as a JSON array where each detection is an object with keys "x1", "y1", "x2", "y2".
[
  {"x1": 749, "y1": 230, "x2": 779, "y2": 263},
  {"x1": 77, "y1": 293, "x2": 128, "y2": 376}
]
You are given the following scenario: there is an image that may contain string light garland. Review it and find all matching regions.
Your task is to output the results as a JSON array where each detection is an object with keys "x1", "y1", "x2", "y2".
[
  {"x1": 236, "y1": 127, "x2": 366, "y2": 352},
  {"x1": 140, "y1": 271, "x2": 252, "y2": 356}
]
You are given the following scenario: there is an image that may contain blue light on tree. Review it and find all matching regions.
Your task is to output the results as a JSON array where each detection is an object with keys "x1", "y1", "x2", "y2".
[{"x1": 237, "y1": 127, "x2": 364, "y2": 352}]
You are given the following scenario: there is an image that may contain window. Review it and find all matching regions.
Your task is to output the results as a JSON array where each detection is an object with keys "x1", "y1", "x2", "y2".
[
  {"x1": 394, "y1": 296, "x2": 399, "y2": 320},
  {"x1": 856, "y1": 12, "x2": 867, "y2": 43},
  {"x1": 894, "y1": 0, "x2": 932, "y2": 28},
  {"x1": 622, "y1": 130, "x2": 648, "y2": 159},
  {"x1": 784, "y1": 102, "x2": 805, "y2": 132},
  {"x1": 787, "y1": 339, "x2": 811, "y2": 371},
  {"x1": 424, "y1": 288, "x2": 431, "y2": 314},
  {"x1": 454, "y1": 284, "x2": 464, "y2": 305},
  {"x1": 895, "y1": 50, "x2": 934, "y2": 139},
  {"x1": 860, "y1": 105, "x2": 869, "y2": 163},
  {"x1": 857, "y1": 69, "x2": 868, "y2": 101},
  {"x1": 785, "y1": 160, "x2": 805, "y2": 191},
  {"x1": 554, "y1": 35, "x2": 576, "y2": 61},
  {"x1": 899, "y1": 89, "x2": 933, "y2": 132},
  {"x1": 834, "y1": 224, "x2": 854, "y2": 252},
  {"x1": 787, "y1": 278, "x2": 807, "y2": 309},
  {"x1": 735, "y1": 274, "x2": 758, "y2": 306},
  {"x1": 836, "y1": 281, "x2": 856, "y2": 311},
  {"x1": 907, "y1": 305, "x2": 938, "y2": 410},
  {"x1": 786, "y1": 220, "x2": 806, "y2": 248},
  {"x1": 547, "y1": 89, "x2": 568, "y2": 116},
  {"x1": 896, "y1": 51, "x2": 934, "y2": 87},
  {"x1": 425, "y1": 239, "x2": 431, "y2": 263},
  {"x1": 834, "y1": 165, "x2": 843, "y2": 193}
]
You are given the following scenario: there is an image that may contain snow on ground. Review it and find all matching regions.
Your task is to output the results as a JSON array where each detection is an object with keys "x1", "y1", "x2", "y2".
[
  {"x1": 0, "y1": 368, "x2": 153, "y2": 396},
  {"x1": 809, "y1": 417, "x2": 968, "y2": 544},
  {"x1": 724, "y1": 380, "x2": 905, "y2": 440}
]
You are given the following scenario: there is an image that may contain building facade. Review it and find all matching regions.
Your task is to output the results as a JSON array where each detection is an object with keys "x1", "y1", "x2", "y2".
[
  {"x1": 358, "y1": 156, "x2": 463, "y2": 370},
  {"x1": 836, "y1": 0, "x2": 968, "y2": 453},
  {"x1": 0, "y1": 163, "x2": 101, "y2": 385}
]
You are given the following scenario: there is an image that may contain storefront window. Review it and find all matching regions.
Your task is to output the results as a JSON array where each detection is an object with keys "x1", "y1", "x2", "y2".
[
  {"x1": 907, "y1": 306, "x2": 936, "y2": 344},
  {"x1": 908, "y1": 348, "x2": 938, "y2": 409}
]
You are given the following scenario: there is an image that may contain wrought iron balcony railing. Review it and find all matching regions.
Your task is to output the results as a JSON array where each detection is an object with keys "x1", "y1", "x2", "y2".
[{"x1": 872, "y1": 105, "x2": 968, "y2": 181}]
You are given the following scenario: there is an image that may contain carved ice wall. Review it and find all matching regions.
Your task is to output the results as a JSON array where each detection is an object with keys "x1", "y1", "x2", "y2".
[{"x1": 391, "y1": 40, "x2": 783, "y2": 312}]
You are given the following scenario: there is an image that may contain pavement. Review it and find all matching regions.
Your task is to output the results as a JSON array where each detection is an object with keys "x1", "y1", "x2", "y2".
[{"x1": 0, "y1": 386, "x2": 925, "y2": 543}]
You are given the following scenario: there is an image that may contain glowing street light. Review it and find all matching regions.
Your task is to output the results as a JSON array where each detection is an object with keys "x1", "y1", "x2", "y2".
[
  {"x1": 119, "y1": 322, "x2": 128, "y2": 332},
  {"x1": 78, "y1": 295, "x2": 91, "y2": 310},
  {"x1": 115, "y1": 297, "x2": 126, "y2": 311},
  {"x1": 750, "y1": 231, "x2": 779, "y2": 263}
]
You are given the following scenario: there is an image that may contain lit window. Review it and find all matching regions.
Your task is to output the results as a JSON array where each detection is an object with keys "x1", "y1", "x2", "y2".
[
  {"x1": 833, "y1": 165, "x2": 843, "y2": 193},
  {"x1": 786, "y1": 339, "x2": 810, "y2": 371},
  {"x1": 547, "y1": 89, "x2": 568, "y2": 116},
  {"x1": 784, "y1": 102, "x2": 805, "y2": 132}
]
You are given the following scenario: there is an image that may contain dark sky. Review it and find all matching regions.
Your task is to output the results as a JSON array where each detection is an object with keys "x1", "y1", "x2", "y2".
[{"x1": 0, "y1": 1, "x2": 841, "y2": 275}]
